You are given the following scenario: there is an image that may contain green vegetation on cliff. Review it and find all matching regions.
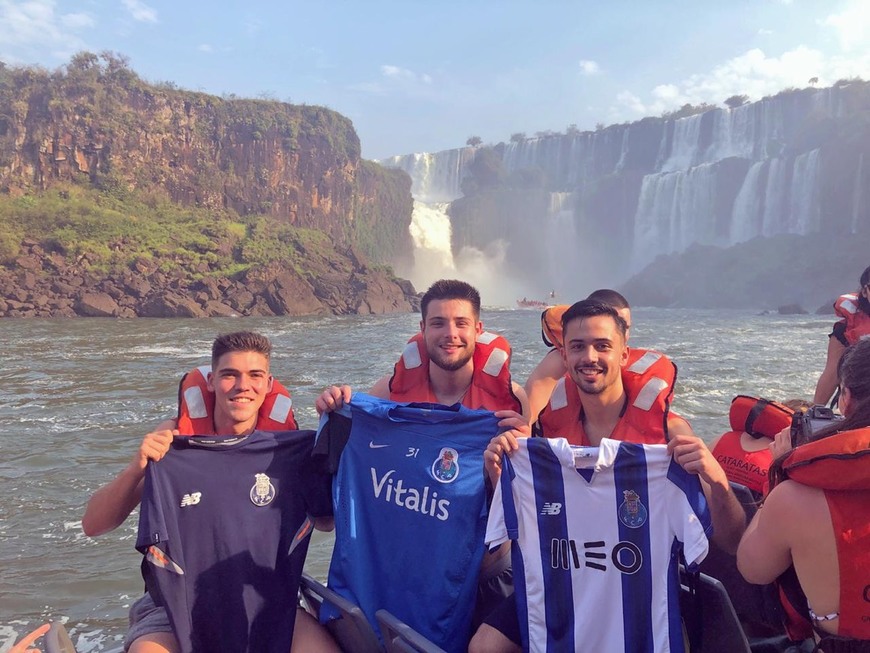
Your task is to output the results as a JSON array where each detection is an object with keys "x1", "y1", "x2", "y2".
[
  {"x1": 0, "y1": 181, "x2": 348, "y2": 281},
  {"x1": 0, "y1": 52, "x2": 414, "y2": 277}
]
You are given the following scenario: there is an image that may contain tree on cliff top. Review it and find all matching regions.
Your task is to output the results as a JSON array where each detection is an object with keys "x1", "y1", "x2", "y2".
[
  {"x1": 724, "y1": 94, "x2": 749, "y2": 109},
  {"x1": 466, "y1": 135, "x2": 483, "y2": 147}
]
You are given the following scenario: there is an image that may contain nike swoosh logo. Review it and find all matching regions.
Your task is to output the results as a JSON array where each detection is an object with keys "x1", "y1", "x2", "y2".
[{"x1": 368, "y1": 441, "x2": 390, "y2": 449}]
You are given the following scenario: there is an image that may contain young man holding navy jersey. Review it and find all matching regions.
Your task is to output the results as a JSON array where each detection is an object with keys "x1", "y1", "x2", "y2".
[{"x1": 82, "y1": 331, "x2": 338, "y2": 653}]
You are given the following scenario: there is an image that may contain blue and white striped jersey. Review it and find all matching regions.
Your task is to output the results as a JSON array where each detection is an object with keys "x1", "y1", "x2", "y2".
[{"x1": 486, "y1": 437, "x2": 711, "y2": 653}]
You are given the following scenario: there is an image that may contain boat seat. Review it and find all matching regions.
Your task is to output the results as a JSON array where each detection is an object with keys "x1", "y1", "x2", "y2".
[
  {"x1": 375, "y1": 610, "x2": 448, "y2": 653},
  {"x1": 298, "y1": 573, "x2": 383, "y2": 653},
  {"x1": 680, "y1": 567, "x2": 752, "y2": 653},
  {"x1": 700, "y1": 483, "x2": 784, "y2": 634}
]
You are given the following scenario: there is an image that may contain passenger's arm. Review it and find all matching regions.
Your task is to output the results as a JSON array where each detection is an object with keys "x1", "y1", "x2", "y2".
[
  {"x1": 736, "y1": 482, "x2": 795, "y2": 584},
  {"x1": 814, "y1": 336, "x2": 845, "y2": 405},
  {"x1": 82, "y1": 420, "x2": 176, "y2": 537},
  {"x1": 524, "y1": 349, "x2": 565, "y2": 421},
  {"x1": 368, "y1": 375, "x2": 391, "y2": 400},
  {"x1": 667, "y1": 419, "x2": 746, "y2": 555},
  {"x1": 510, "y1": 382, "x2": 530, "y2": 420}
]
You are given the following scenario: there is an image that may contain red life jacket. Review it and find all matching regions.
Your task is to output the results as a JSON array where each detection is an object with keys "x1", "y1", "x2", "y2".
[
  {"x1": 176, "y1": 365, "x2": 298, "y2": 435},
  {"x1": 834, "y1": 293, "x2": 870, "y2": 346},
  {"x1": 388, "y1": 331, "x2": 521, "y2": 412},
  {"x1": 775, "y1": 427, "x2": 870, "y2": 644},
  {"x1": 535, "y1": 348, "x2": 676, "y2": 445},
  {"x1": 711, "y1": 396, "x2": 793, "y2": 496}
]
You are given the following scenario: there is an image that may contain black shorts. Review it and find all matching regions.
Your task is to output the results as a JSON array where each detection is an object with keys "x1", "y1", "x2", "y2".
[
  {"x1": 472, "y1": 550, "x2": 515, "y2": 631},
  {"x1": 481, "y1": 592, "x2": 521, "y2": 645}
]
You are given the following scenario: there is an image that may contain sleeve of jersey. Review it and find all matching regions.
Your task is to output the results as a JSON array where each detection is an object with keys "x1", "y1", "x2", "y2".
[
  {"x1": 302, "y1": 435, "x2": 334, "y2": 519},
  {"x1": 666, "y1": 461, "x2": 712, "y2": 568},
  {"x1": 484, "y1": 455, "x2": 519, "y2": 551},
  {"x1": 312, "y1": 409, "x2": 352, "y2": 475},
  {"x1": 135, "y1": 461, "x2": 169, "y2": 553}
]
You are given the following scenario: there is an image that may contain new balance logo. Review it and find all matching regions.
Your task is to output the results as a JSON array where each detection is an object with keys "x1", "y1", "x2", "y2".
[
  {"x1": 540, "y1": 502, "x2": 562, "y2": 516},
  {"x1": 180, "y1": 492, "x2": 202, "y2": 507}
]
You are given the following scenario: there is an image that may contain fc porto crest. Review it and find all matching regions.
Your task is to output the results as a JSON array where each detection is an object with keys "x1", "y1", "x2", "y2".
[
  {"x1": 618, "y1": 489, "x2": 648, "y2": 528},
  {"x1": 250, "y1": 473, "x2": 276, "y2": 506},
  {"x1": 432, "y1": 447, "x2": 459, "y2": 484}
]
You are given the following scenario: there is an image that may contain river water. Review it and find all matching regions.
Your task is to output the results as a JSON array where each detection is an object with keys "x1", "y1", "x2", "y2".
[{"x1": 0, "y1": 308, "x2": 831, "y2": 652}]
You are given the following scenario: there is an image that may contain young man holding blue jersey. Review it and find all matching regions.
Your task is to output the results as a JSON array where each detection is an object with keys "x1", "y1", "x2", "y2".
[
  {"x1": 316, "y1": 279, "x2": 530, "y2": 645},
  {"x1": 470, "y1": 301, "x2": 746, "y2": 652}
]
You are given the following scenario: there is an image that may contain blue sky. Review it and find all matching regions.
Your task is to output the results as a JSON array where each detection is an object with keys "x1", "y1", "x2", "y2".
[{"x1": 1, "y1": 0, "x2": 869, "y2": 160}]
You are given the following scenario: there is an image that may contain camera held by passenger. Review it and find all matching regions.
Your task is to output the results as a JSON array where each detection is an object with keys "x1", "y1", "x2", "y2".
[{"x1": 789, "y1": 405, "x2": 844, "y2": 447}]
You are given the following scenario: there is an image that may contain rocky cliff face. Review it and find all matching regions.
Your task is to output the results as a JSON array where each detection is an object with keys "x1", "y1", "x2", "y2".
[
  {"x1": 1, "y1": 238, "x2": 418, "y2": 318},
  {"x1": 0, "y1": 54, "x2": 417, "y2": 316}
]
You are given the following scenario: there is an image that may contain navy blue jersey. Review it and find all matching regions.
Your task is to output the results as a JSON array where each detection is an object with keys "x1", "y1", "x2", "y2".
[
  {"x1": 314, "y1": 393, "x2": 501, "y2": 653},
  {"x1": 136, "y1": 429, "x2": 332, "y2": 653}
]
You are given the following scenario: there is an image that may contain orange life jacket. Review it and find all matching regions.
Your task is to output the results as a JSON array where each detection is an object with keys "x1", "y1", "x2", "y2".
[
  {"x1": 834, "y1": 293, "x2": 870, "y2": 346},
  {"x1": 534, "y1": 348, "x2": 676, "y2": 445},
  {"x1": 541, "y1": 304, "x2": 569, "y2": 348},
  {"x1": 176, "y1": 365, "x2": 298, "y2": 435},
  {"x1": 711, "y1": 396, "x2": 793, "y2": 496},
  {"x1": 388, "y1": 331, "x2": 521, "y2": 412},
  {"x1": 775, "y1": 427, "x2": 870, "y2": 644}
]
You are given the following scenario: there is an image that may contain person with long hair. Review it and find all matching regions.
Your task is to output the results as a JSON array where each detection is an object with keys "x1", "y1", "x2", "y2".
[
  {"x1": 814, "y1": 265, "x2": 870, "y2": 405},
  {"x1": 737, "y1": 338, "x2": 870, "y2": 652}
]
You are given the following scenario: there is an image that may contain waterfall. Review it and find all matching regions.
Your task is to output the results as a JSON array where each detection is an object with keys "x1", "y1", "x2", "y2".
[
  {"x1": 381, "y1": 83, "x2": 857, "y2": 289},
  {"x1": 852, "y1": 153, "x2": 864, "y2": 234},
  {"x1": 789, "y1": 149, "x2": 821, "y2": 233},
  {"x1": 730, "y1": 161, "x2": 766, "y2": 243}
]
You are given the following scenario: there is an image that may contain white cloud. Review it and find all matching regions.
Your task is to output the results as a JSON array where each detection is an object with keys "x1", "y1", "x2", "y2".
[
  {"x1": 757, "y1": 28, "x2": 773, "y2": 36},
  {"x1": 198, "y1": 43, "x2": 212, "y2": 53},
  {"x1": 0, "y1": 0, "x2": 93, "y2": 61},
  {"x1": 121, "y1": 0, "x2": 157, "y2": 24},
  {"x1": 822, "y1": 2, "x2": 870, "y2": 52},
  {"x1": 61, "y1": 12, "x2": 94, "y2": 29},
  {"x1": 579, "y1": 59, "x2": 600, "y2": 75},
  {"x1": 612, "y1": 44, "x2": 870, "y2": 119}
]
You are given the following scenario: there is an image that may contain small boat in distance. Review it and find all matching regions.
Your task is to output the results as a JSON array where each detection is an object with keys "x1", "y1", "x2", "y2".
[
  {"x1": 516, "y1": 290, "x2": 556, "y2": 309},
  {"x1": 516, "y1": 298, "x2": 548, "y2": 309}
]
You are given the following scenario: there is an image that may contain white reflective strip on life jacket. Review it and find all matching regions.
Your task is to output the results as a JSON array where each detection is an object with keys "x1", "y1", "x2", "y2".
[
  {"x1": 550, "y1": 377, "x2": 569, "y2": 411},
  {"x1": 633, "y1": 377, "x2": 669, "y2": 412},
  {"x1": 476, "y1": 331, "x2": 498, "y2": 345},
  {"x1": 268, "y1": 394, "x2": 293, "y2": 424},
  {"x1": 197, "y1": 364, "x2": 212, "y2": 377},
  {"x1": 627, "y1": 351, "x2": 662, "y2": 375},
  {"x1": 402, "y1": 341, "x2": 423, "y2": 369},
  {"x1": 184, "y1": 386, "x2": 209, "y2": 420},
  {"x1": 839, "y1": 297, "x2": 858, "y2": 315},
  {"x1": 482, "y1": 347, "x2": 508, "y2": 377}
]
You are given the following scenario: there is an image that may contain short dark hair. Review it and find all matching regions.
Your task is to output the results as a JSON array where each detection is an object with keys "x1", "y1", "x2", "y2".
[
  {"x1": 211, "y1": 331, "x2": 272, "y2": 369},
  {"x1": 561, "y1": 300, "x2": 627, "y2": 340},
  {"x1": 587, "y1": 288, "x2": 630, "y2": 310},
  {"x1": 420, "y1": 279, "x2": 481, "y2": 321},
  {"x1": 860, "y1": 265, "x2": 870, "y2": 288}
]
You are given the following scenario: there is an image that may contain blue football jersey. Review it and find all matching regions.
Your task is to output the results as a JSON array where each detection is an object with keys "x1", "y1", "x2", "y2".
[
  {"x1": 136, "y1": 429, "x2": 332, "y2": 653},
  {"x1": 487, "y1": 437, "x2": 711, "y2": 653},
  {"x1": 315, "y1": 393, "x2": 501, "y2": 653}
]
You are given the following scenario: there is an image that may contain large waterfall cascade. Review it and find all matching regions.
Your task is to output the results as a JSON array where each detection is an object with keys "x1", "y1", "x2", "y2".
[{"x1": 381, "y1": 84, "x2": 866, "y2": 292}]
